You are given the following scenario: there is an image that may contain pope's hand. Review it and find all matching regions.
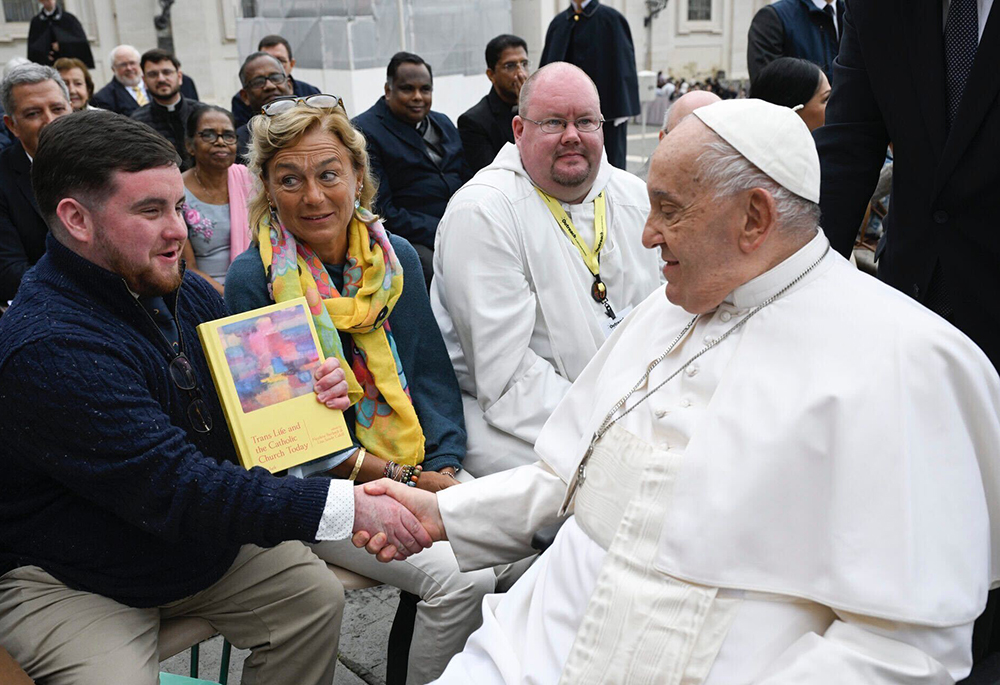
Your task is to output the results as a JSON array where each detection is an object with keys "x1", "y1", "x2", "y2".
[
  {"x1": 354, "y1": 479, "x2": 447, "y2": 559},
  {"x1": 352, "y1": 484, "x2": 433, "y2": 563},
  {"x1": 313, "y1": 357, "x2": 349, "y2": 410}
]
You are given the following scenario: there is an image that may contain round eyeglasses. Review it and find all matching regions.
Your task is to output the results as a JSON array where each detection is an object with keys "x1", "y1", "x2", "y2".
[
  {"x1": 261, "y1": 94, "x2": 345, "y2": 117},
  {"x1": 521, "y1": 117, "x2": 605, "y2": 134}
]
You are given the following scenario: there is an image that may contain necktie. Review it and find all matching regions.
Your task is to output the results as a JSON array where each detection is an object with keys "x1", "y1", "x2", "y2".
[
  {"x1": 944, "y1": 0, "x2": 978, "y2": 128},
  {"x1": 823, "y1": 4, "x2": 838, "y2": 42},
  {"x1": 133, "y1": 85, "x2": 148, "y2": 106}
]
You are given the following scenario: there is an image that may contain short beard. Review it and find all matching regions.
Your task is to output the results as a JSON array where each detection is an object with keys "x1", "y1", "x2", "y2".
[
  {"x1": 153, "y1": 84, "x2": 181, "y2": 101},
  {"x1": 551, "y1": 159, "x2": 592, "y2": 187},
  {"x1": 95, "y1": 230, "x2": 183, "y2": 297}
]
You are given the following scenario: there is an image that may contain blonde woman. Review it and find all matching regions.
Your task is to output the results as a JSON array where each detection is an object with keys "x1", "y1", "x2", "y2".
[{"x1": 224, "y1": 95, "x2": 493, "y2": 684}]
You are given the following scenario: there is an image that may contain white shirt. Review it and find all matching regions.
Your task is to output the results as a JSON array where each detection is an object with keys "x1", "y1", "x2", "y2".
[{"x1": 122, "y1": 80, "x2": 148, "y2": 103}]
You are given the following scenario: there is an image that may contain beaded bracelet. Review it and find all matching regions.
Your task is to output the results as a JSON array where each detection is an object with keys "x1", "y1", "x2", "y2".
[{"x1": 383, "y1": 461, "x2": 423, "y2": 487}]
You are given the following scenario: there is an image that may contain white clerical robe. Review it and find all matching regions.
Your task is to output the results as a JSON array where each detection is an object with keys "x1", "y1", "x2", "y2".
[
  {"x1": 430, "y1": 143, "x2": 663, "y2": 475},
  {"x1": 434, "y1": 231, "x2": 1000, "y2": 683}
]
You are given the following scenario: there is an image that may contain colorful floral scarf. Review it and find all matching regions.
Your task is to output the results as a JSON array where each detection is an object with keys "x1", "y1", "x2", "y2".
[{"x1": 258, "y1": 207, "x2": 425, "y2": 465}]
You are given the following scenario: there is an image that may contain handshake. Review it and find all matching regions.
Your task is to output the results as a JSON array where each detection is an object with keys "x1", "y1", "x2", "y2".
[{"x1": 351, "y1": 479, "x2": 447, "y2": 562}]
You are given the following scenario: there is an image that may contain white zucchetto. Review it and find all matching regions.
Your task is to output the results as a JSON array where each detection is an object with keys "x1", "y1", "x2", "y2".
[{"x1": 693, "y1": 98, "x2": 821, "y2": 203}]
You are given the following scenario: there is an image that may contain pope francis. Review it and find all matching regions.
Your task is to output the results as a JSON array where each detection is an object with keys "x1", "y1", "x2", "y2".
[{"x1": 357, "y1": 99, "x2": 1000, "y2": 684}]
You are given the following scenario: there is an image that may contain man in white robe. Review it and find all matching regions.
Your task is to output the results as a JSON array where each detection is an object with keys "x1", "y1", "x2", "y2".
[
  {"x1": 430, "y1": 62, "x2": 662, "y2": 476},
  {"x1": 360, "y1": 99, "x2": 1000, "y2": 683}
]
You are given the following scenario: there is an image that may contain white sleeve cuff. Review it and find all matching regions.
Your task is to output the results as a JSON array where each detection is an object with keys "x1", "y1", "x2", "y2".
[{"x1": 315, "y1": 479, "x2": 355, "y2": 541}]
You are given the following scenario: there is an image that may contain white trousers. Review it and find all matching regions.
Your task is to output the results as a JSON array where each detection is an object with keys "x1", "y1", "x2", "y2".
[{"x1": 311, "y1": 473, "x2": 496, "y2": 684}]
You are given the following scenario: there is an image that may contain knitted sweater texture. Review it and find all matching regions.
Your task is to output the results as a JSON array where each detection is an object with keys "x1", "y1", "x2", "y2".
[{"x1": 0, "y1": 235, "x2": 331, "y2": 607}]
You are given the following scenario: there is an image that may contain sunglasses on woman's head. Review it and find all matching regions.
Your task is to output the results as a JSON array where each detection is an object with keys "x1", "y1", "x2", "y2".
[{"x1": 261, "y1": 94, "x2": 345, "y2": 117}]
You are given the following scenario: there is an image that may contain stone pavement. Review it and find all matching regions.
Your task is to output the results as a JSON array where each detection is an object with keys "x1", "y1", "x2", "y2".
[{"x1": 160, "y1": 585, "x2": 400, "y2": 685}]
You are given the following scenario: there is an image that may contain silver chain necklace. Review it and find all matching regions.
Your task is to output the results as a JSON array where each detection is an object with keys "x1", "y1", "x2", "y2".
[{"x1": 571, "y1": 246, "x2": 830, "y2": 493}]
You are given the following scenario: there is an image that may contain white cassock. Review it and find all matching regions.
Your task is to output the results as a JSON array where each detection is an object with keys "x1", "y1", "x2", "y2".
[
  {"x1": 431, "y1": 143, "x2": 663, "y2": 475},
  {"x1": 433, "y1": 231, "x2": 1000, "y2": 684}
]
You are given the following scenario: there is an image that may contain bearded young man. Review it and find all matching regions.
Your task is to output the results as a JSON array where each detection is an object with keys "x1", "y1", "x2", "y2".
[
  {"x1": 0, "y1": 111, "x2": 431, "y2": 685},
  {"x1": 130, "y1": 49, "x2": 201, "y2": 171}
]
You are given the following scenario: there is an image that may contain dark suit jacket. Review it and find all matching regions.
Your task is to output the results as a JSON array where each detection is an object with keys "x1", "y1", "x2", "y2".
[
  {"x1": 747, "y1": 0, "x2": 844, "y2": 84},
  {"x1": 816, "y1": 0, "x2": 1000, "y2": 371},
  {"x1": 352, "y1": 98, "x2": 468, "y2": 249},
  {"x1": 458, "y1": 87, "x2": 516, "y2": 175},
  {"x1": 0, "y1": 142, "x2": 48, "y2": 303},
  {"x1": 540, "y1": 0, "x2": 640, "y2": 119},
  {"x1": 91, "y1": 78, "x2": 143, "y2": 116}
]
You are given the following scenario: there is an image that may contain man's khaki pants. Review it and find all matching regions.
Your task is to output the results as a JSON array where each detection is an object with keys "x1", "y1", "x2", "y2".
[{"x1": 0, "y1": 541, "x2": 344, "y2": 685}]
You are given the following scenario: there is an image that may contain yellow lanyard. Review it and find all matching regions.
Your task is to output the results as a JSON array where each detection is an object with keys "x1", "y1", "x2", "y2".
[{"x1": 536, "y1": 188, "x2": 616, "y2": 319}]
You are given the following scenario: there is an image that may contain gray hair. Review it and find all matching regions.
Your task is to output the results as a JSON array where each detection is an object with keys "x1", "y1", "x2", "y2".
[
  {"x1": 107, "y1": 44, "x2": 139, "y2": 70},
  {"x1": 697, "y1": 133, "x2": 819, "y2": 236},
  {"x1": 1, "y1": 64, "x2": 69, "y2": 119}
]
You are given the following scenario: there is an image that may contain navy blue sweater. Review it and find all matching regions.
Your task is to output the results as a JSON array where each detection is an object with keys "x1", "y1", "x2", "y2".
[
  {"x1": 0, "y1": 236, "x2": 332, "y2": 607},
  {"x1": 225, "y1": 233, "x2": 466, "y2": 473}
]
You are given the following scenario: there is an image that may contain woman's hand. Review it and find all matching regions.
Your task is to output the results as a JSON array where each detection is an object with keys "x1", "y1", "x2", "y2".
[
  {"x1": 314, "y1": 358, "x2": 350, "y2": 410},
  {"x1": 416, "y1": 470, "x2": 459, "y2": 493}
]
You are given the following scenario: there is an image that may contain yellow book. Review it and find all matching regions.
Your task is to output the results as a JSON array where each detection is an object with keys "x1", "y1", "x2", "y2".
[{"x1": 197, "y1": 297, "x2": 353, "y2": 473}]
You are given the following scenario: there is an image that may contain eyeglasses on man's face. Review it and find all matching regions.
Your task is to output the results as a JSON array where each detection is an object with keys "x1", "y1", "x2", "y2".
[
  {"x1": 261, "y1": 94, "x2": 344, "y2": 117},
  {"x1": 196, "y1": 129, "x2": 237, "y2": 144},
  {"x1": 245, "y1": 72, "x2": 288, "y2": 91},
  {"x1": 521, "y1": 116, "x2": 605, "y2": 134},
  {"x1": 499, "y1": 59, "x2": 530, "y2": 74}
]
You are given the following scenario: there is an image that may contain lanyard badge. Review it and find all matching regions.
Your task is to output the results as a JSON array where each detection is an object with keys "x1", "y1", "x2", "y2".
[{"x1": 537, "y1": 189, "x2": 616, "y2": 319}]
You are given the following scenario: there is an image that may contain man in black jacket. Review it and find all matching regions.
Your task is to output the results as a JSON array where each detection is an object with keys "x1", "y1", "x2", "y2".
[
  {"x1": 230, "y1": 34, "x2": 320, "y2": 129},
  {"x1": 458, "y1": 34, "x2": 529, "y2": 175},
  {"x1": 130, "y1": 49, "x2": 200, "y2": 171},
  {"x1": 540, "y1": 0, "x2": 640, "y2": 170},
  {"x1": 353, "y1": 52, "x2": 469, "y2": 285},
  {"x1": 0, "y1": 62, "x2": 70, "y2": 306},
  {"x1": 27, "y1": 0, "x2": 94, "y2": 68},
  {"x1": 233, "y1": 51, "x2": 294, "y2": 164},
  {"x1": 747, "y1": 0, "x2": 844, "y2": 85}
]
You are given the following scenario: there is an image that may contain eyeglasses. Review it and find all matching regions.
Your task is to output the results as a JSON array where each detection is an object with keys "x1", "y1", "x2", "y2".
[
  {"x1": 169, "y1": 353, "x2": 213, "y2": 434},
  {"x1": 196, "y1": 129, "x2": 237, "y2": 144},
  {"x1": 145, "y1": 67, "x2": 177, "y2": 80},
  {"x1": 499, "y1": 59, "x2": 530, "y2": 73},
  {"x1": 245, "y1": 72, "x2": 288, "y2": 91},
  {"x1": 521, "y1": 117, "x2": 604, "y2": 134},
  {"x1": 261, "y1": 94, "x2": 345, "y2": 117}
]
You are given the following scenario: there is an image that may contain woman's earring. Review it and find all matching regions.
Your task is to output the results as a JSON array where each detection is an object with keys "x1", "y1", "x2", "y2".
[{"x1": 354, "y1": 184, "x2": 363, "y2": 210}]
